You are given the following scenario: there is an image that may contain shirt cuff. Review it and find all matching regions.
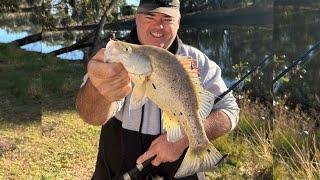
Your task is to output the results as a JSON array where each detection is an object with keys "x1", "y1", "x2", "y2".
[
  {"x1": 80, "y1": 73, "x2": 89, "y2": 88},
  {"x1": 221, "y1": 108, "x2": 239, "y2": 131},
  {"x1": 102, "y1": 99, "x2": 125, "y2": 125}
]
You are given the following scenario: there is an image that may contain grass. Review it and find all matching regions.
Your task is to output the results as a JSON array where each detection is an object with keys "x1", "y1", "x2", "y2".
[
  {"x1": 0, "y1": 43, "x2": 100, "y2": 179},
  {"x1": 0, "y1": 44, "x2": 319, "y2": 179},
  {"x1": 273, "y1": 100, "x2": 320, "y2": 180},
  {"x1": 207, "y1": 94, "x2": 319, "y2": 180},
  {"x1": 206, "y1": 95, "x2": 273, "y2": 179}
]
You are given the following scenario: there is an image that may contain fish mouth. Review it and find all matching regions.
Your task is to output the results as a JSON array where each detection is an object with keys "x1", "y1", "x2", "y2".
[
  {"x1": 104, "y1": 41, "x2": 121, "y2": 62},
  {"x1": 150, "y1": 32, "x2": 164, "y2": 38}
]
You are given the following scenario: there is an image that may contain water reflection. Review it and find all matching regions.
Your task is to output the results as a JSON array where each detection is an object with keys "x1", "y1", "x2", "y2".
[
  {"x1": 179, "y1": 26, "x2": 273, "y2": 100},
  {"x1": 274, "y1": 5, "x2": 320, "y2": 109},
  {"x1": 0, "y1": 27, "x2": 85, "y2": 60},
  {"x1": 0, "y1": 29, "x2": 29, "y2": 43},
  {"x1": 0, "y1": 23, "x2": 273, "y2": 98},
  {"x1": 1, "y1": 5, "x2": 319, "y2": 108}
]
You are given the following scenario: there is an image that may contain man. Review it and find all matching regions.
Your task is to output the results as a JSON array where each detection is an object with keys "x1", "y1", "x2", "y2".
[{"x1": 76, "y1": 0, "x2": 239, "y2": 179}]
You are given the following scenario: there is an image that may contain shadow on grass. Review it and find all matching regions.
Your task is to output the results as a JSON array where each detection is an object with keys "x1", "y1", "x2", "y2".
[
  {"x1": 0, "y1": 94, "x2": 41, "y2": 123},
  {"x1": 0, "y1": 43, "x2": 85, "y2": 123}
]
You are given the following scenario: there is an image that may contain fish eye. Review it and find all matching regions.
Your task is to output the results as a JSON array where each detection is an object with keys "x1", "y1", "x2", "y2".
[{"x1": 123, "y1": 47, "x2": 131, "y2": 52}]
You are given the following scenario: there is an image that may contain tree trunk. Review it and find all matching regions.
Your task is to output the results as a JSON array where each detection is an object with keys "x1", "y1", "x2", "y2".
[
  {"x1": 212, "y1": 0, "x2": 221, "y2": 9},
  {"x1": 10, "y1": 32, "x2": 42, "y2": 46},
  {"x1": 85, "y1": 0, "x2": 119, "y2": 66}
]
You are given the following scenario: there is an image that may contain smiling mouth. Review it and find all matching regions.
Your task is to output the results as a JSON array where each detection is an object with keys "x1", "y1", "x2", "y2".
[{"x1": 151, "y1": 32, "x2": 164, "y2": 38}]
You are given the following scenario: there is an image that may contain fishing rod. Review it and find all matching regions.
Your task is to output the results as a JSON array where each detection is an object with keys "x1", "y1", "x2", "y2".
[
  {"x1": 120, "y1": 52, "x2": 274, "y2": 180},
  {"x1": 215, "y1": 53, "x2": 273, "y2": 104},
  {"x1": 120, "y1": 154, "x2": 229, "y2": 180},
  {"x1": 273, "y1": 40, "x2": 320, "y2": 84}
]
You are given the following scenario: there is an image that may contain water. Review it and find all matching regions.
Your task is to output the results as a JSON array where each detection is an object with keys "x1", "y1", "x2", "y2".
[
  {"x1": 273, "y1": 5, "x2": 320, "y2": 109},
  {"x1": 0, "y1": 5, "x2": 319, "y2": 109},
  {"x1": 0, "y1": 28, "x2": 84, "y2": 60},
  {"x1": 178, "y1": 26, "x2": 272, "y2": 92},
  {"x1": 0, "y1": 29, "x2": 29, "y2": 43}
]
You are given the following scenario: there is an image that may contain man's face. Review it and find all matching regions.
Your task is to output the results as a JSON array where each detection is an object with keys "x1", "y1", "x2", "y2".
[{"x1": 135, "y1": 12, "x2": 180, "y2": 49}]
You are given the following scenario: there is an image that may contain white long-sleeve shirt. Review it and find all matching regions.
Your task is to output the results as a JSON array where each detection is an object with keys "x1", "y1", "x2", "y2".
[{"x1": 110, "y1": 41, "x2": 240, "y2": 134}]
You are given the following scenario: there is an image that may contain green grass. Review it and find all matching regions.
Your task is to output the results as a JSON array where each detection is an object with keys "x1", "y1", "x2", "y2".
[
  {"x1": 206, "y1": 96, "x2": 273, "y2": 179},
  {"x1": 0, "y1": 44, "x2": 100, "y2": 179},
  {"x1": 273, "y1": 100, "x2": 320, "y2": 180},
  {"x1": 207, "y1": 95, "x2": 319, "y2": 180},
  {"x1": 0, "y1": 44, "x2": 319, "y2": 179}
]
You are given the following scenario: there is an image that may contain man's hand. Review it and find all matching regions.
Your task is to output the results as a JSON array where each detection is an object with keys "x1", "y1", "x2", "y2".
[
  {"x1": 87, "y1": 48, "x2": 132, "y2": 102},
  {"x1": 136, "y1": 134, "x2": 188, "y2": 166}
]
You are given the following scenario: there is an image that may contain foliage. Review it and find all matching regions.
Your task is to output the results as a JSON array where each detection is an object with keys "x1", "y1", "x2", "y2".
[
  {"x1": 273, "y1": 98, "x2": 320, "y2": 180},
  {"x1": 179, "y1": 0, "x2": 272, "y2": 12},
  {"x1": 0, "y1": 0, "x2": 127, "y2": 32},
  {"x1": 273, "y1": 4, "x2": 320, "y2": 110}
]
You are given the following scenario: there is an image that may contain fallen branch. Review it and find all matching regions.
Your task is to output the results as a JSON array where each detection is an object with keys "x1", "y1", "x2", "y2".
[
  {"x1": 49, "y1": 31, "x2": 95, "y2": 55},
  {"x1": 49, "y1": 42, "x2": 92, "y2": 56},
  {"x1": 10, "y1": 32, "x2": 42, "y2": 46}
]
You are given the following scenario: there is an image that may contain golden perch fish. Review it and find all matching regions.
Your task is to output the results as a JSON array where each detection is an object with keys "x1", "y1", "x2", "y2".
[{"x1": 104, "y1": 40, "x2": 222, "y2": 178}]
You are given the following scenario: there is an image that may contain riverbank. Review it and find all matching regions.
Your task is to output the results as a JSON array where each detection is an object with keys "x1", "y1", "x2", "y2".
[
  {"x1": 181, "y1": 6, "x2": 273, "y2": 27},
  {"x1": 89, "y1": 6, "x2": 274, "y2": 31},
  {"x1": 0, "y1": 44, "x2": 318, "y2": 179}
]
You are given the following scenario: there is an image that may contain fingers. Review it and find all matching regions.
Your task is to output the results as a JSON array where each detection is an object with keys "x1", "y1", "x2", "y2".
[
  {"x1": 136, "y1": 148, "x2": 157, "y2": 165},
  {"x1": 107, "y1": 69, "x2": 131, "y2": 88},
  {"x1": 88, "y1": 48, "x2": 126, "y2": 79},
  {"x1": 88, "y1": 61, "x2": 125, "y2": 79},
  {"x1": 98, "y1": 81, "x2": 132, "y2": 101},
  {"x1": 136, "y1": 135, "x2": 168, "y2": 167},
  {"x1": 91, "y1": 48, "x2": 105, "y2": 62},
  {"x1": 96, "y1": 69, "x2": 132, "y2": 99},
  {"x1": 151, "y1": 155, "x2": 162, "y2": 166},
  {"x1": 87, "y1": 48, "x2": 132, "y2": 102}
]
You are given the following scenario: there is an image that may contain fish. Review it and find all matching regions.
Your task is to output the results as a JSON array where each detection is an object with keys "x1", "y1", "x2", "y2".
[{"x1": 104, "y1": 40, "x2": 223, "y2": 178}]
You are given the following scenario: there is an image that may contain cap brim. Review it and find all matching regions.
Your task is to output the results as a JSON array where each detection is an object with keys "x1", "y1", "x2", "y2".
[{"x1": 137, "y1": 6, "x2": 180, "y2": 17}]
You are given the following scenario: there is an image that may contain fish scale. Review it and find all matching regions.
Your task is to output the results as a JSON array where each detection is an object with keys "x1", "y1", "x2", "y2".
[{"x1": 104, "y1": 40, "x2": 223, "y2": 178}]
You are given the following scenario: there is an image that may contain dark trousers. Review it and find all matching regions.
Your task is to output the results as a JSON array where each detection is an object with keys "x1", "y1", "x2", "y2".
[{"x1": 91, "y1": 118, "x2": 199, "y2": 180}]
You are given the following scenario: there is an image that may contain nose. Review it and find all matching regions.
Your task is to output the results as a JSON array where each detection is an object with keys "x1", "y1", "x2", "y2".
[{"x1": 159, "y1": 24, "x2": 164, "y2": 29}]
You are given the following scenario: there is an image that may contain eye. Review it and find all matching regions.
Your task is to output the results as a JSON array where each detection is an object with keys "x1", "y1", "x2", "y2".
[{"x1": 123, "y1": 47, "x2": 131, "y2": 52}]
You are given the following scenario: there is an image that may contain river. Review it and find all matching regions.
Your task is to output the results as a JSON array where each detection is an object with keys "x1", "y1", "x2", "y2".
[{"x1": 0, "y1": 4, "x2": 319, "y2": 109}]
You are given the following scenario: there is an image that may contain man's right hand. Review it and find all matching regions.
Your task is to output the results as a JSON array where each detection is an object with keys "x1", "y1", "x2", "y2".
[{"x1": 87, "y1": 48, "x2": 132, "y2": 102}]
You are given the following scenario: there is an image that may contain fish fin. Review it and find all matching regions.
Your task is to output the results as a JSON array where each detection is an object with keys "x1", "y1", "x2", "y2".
[
  {"x1": 176, "y1": 56, "x2": 216, "y2": 119},
  {"x1": 130, "y1": 82, "x2": 147, "y2": 110},
  {"x1": 174, "y1": 143, "x2": 223, "y2": 178},
  {"x1": 162, "y1": 111, "x2": 183, "y2": 142},
  {"x1": 198, "y1": 89, "x2": 216, "y2": 119}
]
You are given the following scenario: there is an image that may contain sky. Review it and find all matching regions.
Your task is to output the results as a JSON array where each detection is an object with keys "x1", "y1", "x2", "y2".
[{"x1": 127, "y1": 0, "x2": 139, "y2": 6}]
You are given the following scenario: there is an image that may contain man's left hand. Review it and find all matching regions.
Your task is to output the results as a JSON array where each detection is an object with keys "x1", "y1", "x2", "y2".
[{"x1": 136, "y1": 134, "x2": 188, "y2": 166}]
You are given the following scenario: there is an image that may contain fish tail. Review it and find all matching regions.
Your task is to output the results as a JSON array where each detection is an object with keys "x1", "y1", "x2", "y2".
[{"x1": 174, "y1": 142, "x2": 222, "y2": 178}]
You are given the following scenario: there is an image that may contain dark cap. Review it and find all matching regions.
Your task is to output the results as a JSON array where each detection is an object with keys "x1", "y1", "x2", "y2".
[{"x1": 137, "y1": 0, "x2": 180, "y2": 17}]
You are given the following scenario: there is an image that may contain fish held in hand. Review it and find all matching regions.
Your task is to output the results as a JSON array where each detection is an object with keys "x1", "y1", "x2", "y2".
[{"x1": 104, "y1": 40, "x2": 223, "y2": 178}]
